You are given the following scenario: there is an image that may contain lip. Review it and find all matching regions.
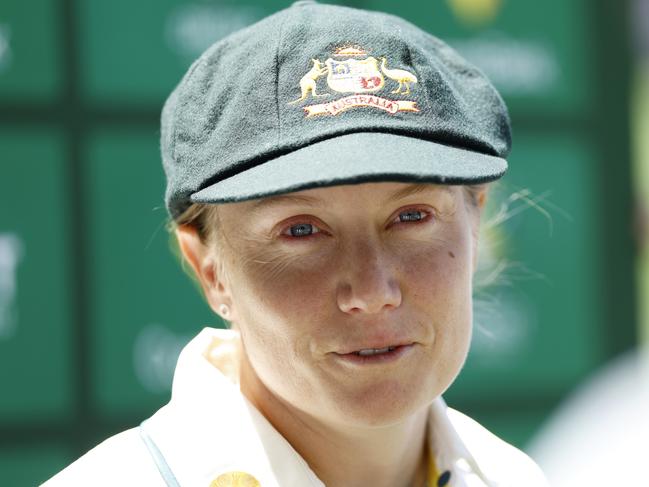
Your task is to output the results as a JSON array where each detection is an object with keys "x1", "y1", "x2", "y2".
[
  {"x1": 336, "y1": 340, "x2": 416, "y2": 356},
  {"x1": 331, "y1": 343, "x2": 416, "y2": 365}
]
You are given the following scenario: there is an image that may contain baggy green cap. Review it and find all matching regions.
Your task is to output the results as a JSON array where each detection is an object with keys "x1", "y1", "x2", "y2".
[{"x1": 161, "y1": 0, "x2": 511, "y2": 219}]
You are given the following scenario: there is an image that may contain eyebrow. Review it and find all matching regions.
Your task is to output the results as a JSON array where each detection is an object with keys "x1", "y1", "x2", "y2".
[
  {"x1": 250, "y1": 193, "x2": 323, "y2": 213},
  {"x1": 249, "y1": 183, "x2": 452, "y2": 213},
  {"x1": 388, "y1": 182, "x2": 453, "y2": 201}
]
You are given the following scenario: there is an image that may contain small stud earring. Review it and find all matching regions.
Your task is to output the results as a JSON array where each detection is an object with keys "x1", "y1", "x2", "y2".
[{"x1": 219, "y1": 303, "x2": 230, "y2": 317}]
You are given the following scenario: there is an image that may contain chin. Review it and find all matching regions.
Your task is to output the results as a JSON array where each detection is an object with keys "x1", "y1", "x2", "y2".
[{"x1": 326, "y1": 379, "x2": 438, "y2": 428}]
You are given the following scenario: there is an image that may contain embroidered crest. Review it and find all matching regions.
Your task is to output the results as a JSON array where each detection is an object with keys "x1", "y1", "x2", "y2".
[
  {"x1": 324, "y1": 57, "x2": 385, "y2": 93},
  {"x1": 210, "y1": 471, "x2": 261, "y2": 487},
  {"x1": 288, "y1": 45, "x2": 419, "y2": 117}
]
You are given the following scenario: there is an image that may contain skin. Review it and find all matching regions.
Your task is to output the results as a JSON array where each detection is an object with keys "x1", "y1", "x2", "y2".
[{"x1": 176, "y1": 181, "x2": 486, "y2": 487}]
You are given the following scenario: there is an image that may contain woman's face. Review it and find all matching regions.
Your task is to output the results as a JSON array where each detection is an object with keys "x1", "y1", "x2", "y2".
[{"x1": 208, "y1": 182, "x2": 479, "y2": 428}]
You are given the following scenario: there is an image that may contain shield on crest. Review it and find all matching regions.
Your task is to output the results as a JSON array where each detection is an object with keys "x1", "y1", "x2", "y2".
[{"x1": 325, "y1": 57, "x2": 384, "y2": 93}]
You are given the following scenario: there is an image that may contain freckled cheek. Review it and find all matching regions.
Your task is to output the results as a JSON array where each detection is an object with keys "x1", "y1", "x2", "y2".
[
  {"x1": 237, "y1": 254, "x2": 333, "y2": 322},
  {"x1": 396, "y1": 239, "x2": 473, "y2": 351},
  {"x1": 398, "y1": 242, "x2": 470, "y2": 295}
]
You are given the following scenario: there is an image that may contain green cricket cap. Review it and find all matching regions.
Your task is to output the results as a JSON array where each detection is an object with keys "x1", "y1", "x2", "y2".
[{"x1": 161, "y1": 0, "x2": 511, "y2": 219}]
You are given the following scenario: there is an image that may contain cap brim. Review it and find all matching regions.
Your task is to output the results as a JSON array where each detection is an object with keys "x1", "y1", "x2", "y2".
[{"x1": 191, "y1": 132, "x2": 507, "y2": 204}]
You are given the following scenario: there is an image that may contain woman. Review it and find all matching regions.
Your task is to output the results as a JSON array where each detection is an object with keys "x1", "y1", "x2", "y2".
[{"x1": 44, "y1": 1, "x2": 549, "y2": 486}]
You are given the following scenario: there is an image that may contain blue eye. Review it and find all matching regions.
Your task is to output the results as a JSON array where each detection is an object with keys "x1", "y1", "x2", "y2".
[
  {"x1": 284, "y1": 222, "x2": 321, "y2": 238},
  {"x1": 398, "y1": 209, "x2": 425, "y2": 222}
]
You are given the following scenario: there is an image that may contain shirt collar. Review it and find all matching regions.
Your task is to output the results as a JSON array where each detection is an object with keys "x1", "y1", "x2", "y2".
[{"x1": 145, "y1": 327, "x2": 495, "y2": 486}]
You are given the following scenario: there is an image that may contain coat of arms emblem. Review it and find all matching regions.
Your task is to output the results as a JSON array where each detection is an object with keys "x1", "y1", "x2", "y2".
[
  {"x1": 325, "y1": 57, "x2": 385, "y2": 93},
  {"x1": 289, "y1": 46, "x2": 419, "y2": 117}
]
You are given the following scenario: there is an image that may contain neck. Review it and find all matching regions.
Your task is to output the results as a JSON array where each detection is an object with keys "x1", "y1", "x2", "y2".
[{"x1": 239, "y1": 354, "x2": 430, "y2": 487}]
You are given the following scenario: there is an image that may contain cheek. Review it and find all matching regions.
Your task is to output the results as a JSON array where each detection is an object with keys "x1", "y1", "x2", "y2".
[
  {"x1": 226, "y1": 247, "x2": 332, "y2": 405},
  {"x1": 398, "y1": 224, "x2": 474, "y2": 302},
  {"x1": 226, "y1": 244, "x2": 335, "y2": 380},
  {"x1": 233, "y1": 245, "x2": 333, "y2": 324},
  {"x1": 398, "y1": 227, "x2": 474, "y2": 363}
]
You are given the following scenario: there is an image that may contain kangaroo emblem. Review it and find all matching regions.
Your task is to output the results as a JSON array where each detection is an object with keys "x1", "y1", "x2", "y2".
[{"x1": 288, "y1": 58, "x2": 329, "y2": 104}]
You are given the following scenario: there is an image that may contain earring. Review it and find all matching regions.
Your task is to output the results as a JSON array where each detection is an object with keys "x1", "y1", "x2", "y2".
[{"x1": 219, "y1": 303, "x2": 230, "y2": 317}]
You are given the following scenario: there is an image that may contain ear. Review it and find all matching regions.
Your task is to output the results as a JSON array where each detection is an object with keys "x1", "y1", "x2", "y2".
[{"x1": 175, "y1": 224, "x2": 236, "y2": 322}]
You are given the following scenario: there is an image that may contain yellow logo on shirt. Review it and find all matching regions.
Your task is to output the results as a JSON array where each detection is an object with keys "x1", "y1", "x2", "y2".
[{"x1": 210, "y1": 471, "x2": 261, "y2": 487}]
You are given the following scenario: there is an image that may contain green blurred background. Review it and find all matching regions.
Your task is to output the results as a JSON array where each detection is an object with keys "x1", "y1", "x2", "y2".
[{"x1": 0, "y1": 0, "x2": 646, "y2": 484}]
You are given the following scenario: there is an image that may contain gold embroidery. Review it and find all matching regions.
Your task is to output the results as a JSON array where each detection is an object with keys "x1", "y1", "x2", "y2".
[
  {"x1": 304, "y1": 95, "x2": 418, "y2": 117},
  {"x1": 289, "y1": 45, "x2": 420, "y2": 116},
  {"x1": 210, "y1": 471, "x2": 261, "y2": 487},
  {"x1": 333, "y1": 45, "x2": 367, "y2": 57},
  {"x1": 288, "y1": 59, "x2": 330, "y2": 104},
  {"x1": 379, "y1": 57, "x2": 418, "y2": 95}
]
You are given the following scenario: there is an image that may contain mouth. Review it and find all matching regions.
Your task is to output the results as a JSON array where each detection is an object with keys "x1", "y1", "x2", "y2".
[
  {"x1": 332, "y1": 343, "x2": 416, "y2": 365},
  {"x1": 354, "y1": 346, "x2": 397, "y2": 356},
  {"x1": 336, "y1": 341, "x2": 415, "y2": 355}
]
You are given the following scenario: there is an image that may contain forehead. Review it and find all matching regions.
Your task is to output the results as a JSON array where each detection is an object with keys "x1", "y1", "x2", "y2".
[{"x1": 245, "y1": 182, "x2": 456, "y2": 214}]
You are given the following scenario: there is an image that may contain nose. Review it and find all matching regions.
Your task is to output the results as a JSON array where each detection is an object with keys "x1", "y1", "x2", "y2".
[{"x1": 336, "y1": 240, "x2": 402, "y2": 315}]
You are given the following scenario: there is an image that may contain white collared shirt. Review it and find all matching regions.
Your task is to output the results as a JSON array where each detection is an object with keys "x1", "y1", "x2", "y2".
[{"x1": 43, "y1": 327, "x2": 549, "y2": 487}]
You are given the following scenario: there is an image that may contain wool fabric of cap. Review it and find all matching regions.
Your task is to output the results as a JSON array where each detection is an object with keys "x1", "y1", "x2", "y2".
[{"x1": 160, "y1": 0, "x2": 511, "y2": 219}]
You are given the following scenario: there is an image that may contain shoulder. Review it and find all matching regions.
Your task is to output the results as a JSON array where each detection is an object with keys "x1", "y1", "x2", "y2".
[
  {"x1": 41, "y1": 427, "x2": 164, "y2": 487},
  {"x1": 446, "y1": 407, "x2": 550, "y2": 487}
]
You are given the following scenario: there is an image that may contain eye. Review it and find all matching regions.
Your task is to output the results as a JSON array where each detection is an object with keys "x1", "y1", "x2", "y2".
[
  {"x1": 280, "y1": 221, "x2": 322, "y2": 239},
  {"x1": 397, "y1": 209, "x2": 424, "y2": 222},
  {"x1": 392, "y1": 207, "x2": 432, "y2": 225}
]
